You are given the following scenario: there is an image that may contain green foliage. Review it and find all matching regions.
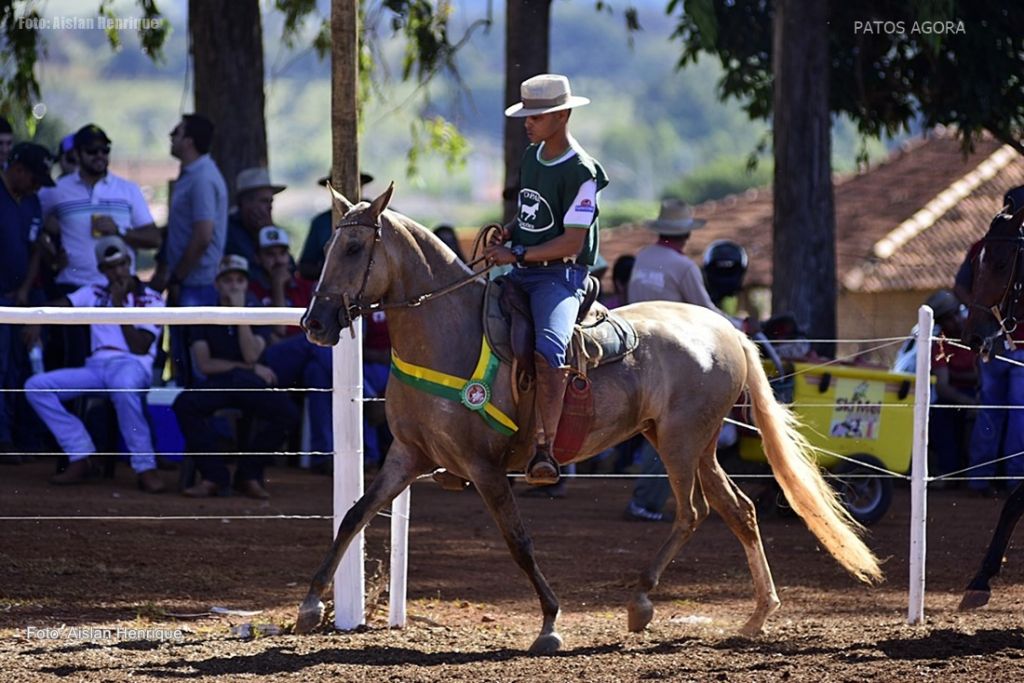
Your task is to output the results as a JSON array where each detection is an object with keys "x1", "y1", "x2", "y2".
[
  {"x1": 669, "y1": 0, "x2": 1024, "y2": 153},
  {"x1": 597, "y1": 199, "x2": 660, "y2": 228},
  {"x1": 662, "y1": 155, "x2": 772, "y2": 204},
  {"x1": 406, "y1": 115, "x2": 470, "y2": 178}
]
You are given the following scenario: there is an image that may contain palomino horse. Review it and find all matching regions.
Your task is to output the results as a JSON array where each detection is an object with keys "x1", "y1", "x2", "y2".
[
  {"x1": 295, "y1": 184, "x2": 882, "y2": 652},
  {"x1": 960, "y1": 206, "x2": 1024, "y2": 611}
]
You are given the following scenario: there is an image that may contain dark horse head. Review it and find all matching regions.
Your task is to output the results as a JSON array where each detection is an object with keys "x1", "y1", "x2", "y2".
[
  {"x1": 301, "y1": 182, "x2": 395, "y2": 347},
  {"x1": 963, "y1": 206, "x2": 1024, "y2": 360}
]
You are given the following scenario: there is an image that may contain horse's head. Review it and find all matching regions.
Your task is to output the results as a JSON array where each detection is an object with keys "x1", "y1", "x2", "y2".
[
  {"x1": 301, "y1": 182, "x2": 395, "y2": 346},
  {"x1": 963, "y1": 206, "x2": 1024, "y2": 360}
]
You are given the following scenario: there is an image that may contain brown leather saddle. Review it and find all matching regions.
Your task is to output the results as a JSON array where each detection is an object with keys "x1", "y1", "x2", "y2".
[{"x1": 482, "y1": 275, "x2": 639, "y2": 381}]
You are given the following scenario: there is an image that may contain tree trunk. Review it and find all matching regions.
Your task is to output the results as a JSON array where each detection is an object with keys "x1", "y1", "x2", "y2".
[
  {"x1": 503, "y1": 0, "x2": 551, "y2": 223},
  {"x1": 772, "y1": 0, "x2": 836, "y2": 355},
  {"x1": 331, "y1": 0, "x2": 360, "y2": 201},
  {"x1": 189, "y1": 0, "x2": 268, "y2": 203}
]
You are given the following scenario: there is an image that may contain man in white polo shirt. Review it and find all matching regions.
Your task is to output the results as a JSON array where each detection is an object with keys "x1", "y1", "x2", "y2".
[
  {"x1": 37, "y1": 124, "x2": 161, "y2": 367},
  {"x1": 25, "y1": 236, "x2": 166, "y2": 493}
]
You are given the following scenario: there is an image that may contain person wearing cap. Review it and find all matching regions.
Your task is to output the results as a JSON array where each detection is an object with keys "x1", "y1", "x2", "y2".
[
  {"x1": 172, "y1": 254, "x2": 300, "y2": 499},
  {"x1": 0, "y1": 142, "x2": 53, "y2": 461},
  {"x1": 298, "y1": 172, "x2": 373, "y2": 281},
  {"x1": 24, "y1": 235, "x2": 166, "y2": 493},
  {"x1": 248, "y1": 226, "x2": 334, "y2": 466},
  {"x1": 37, "y1": 124, "x2": 161, "y2": 369},
  {"x1": 224, "y1": 167, "x2": 286, "y2": 268},
  {"x1": 482, "y1": 73, "x2": 608, "y2": 487},
  {"x1": 55, "y1": 134, "x2": 77, "y2": 178},
  {"x1": 156, "y1": 114, "x2": 228, "y2": 383},
  {"x1": 924, "y1": 289, "x2": 977, "y2": 485},
  {"x1": 0, "y1": 117, "x2": 13, "y2": 168},
  {"x1": 622, "y1": 200, "x2": 745, "y2": 522}
]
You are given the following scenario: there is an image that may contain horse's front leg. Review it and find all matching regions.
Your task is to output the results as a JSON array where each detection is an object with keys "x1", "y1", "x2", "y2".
[
  {"x1": 295, "y1": 441, "x2": 433, "y2": 633},
  {"x1": 960, "y1": 481, "x2": 1024, "y2": 610},
  {"x1": 471, "y1": 465, "x2": 562, "y2": 654}
]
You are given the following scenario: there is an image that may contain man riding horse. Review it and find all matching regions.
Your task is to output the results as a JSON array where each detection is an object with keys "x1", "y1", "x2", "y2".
[{"x1": 484, "y1": 73, "x2": 609, "y2": 487}]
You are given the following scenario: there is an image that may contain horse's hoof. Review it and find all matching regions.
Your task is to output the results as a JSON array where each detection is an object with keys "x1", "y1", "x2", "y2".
[
  {"x1": 294, "y1": 599, "x2": 325, "y2": 634},
  {"x1": 528, "y1": 631, "x2": 563, "y2": 655},
  {"x1": 739, "y1": 617, "x2": 766, "y2": 638},
  {"x1": 627, "y1": 596, "x2": 654, "y2": 632},
  {"x1": 958, "y1": 590, "x2": 991, "y2": 611}
]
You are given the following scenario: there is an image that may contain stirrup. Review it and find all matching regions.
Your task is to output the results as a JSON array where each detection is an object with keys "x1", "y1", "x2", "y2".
[{"x1": 525, "y1": 452, "x2": 560, "y2": 486}]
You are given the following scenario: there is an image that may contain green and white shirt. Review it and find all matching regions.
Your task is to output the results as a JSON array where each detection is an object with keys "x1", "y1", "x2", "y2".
[{"x1": 513, "y1": 135, "x2": 609, "y2": 266}]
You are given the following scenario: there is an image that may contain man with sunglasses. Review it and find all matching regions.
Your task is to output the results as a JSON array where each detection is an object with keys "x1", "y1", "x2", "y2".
[{"x1": 38, "y1": 124, "x2": 161, "y2": 368}]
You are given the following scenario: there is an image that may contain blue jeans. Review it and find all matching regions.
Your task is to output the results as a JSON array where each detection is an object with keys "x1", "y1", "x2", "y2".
[
  {"x1": 506, "y1": 263, "x2": 588, "y2": 367},
  {"x1": 261, "y1": 334, "x2": 333, "y2": 455},
  {"x1": 969, "y1": 349, "x2": 1024, "y2": 489},
  {"x1": 171, "y1": 284, "x2": 218, "y2": 385},
  {"x1": 629, "y1": 440, "x2": 672, "y2": 513}
]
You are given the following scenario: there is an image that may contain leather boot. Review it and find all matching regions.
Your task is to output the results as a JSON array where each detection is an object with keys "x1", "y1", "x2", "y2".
[
  {"x1": 525, "y1": 353, "x2": 570, "y2": 486},
  {"x1": 49, "y1": 458, "x2": 94, "y2": 486}
]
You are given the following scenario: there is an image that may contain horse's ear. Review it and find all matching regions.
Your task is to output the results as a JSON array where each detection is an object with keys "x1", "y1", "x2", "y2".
[
  {"x1": 367, "y1": 182, "x2": 395, "y2": 222},
  {"x1": 326, "y1": 181, "x2": 354, "y2": 219}
]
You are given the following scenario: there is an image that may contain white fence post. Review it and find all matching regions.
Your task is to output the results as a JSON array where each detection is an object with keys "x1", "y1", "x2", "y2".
[
  {"x1": 908, "y1": 305, "x2": 933, "y2": 625},
  {"x1": 333, "y1": 319, "x2": 365, "y2": 630},
  {"x1": 389, "y1": 486, "x2": 411, "y2": 627}
]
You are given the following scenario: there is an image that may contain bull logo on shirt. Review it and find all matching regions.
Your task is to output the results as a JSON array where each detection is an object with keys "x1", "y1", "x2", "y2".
[{"x1": 517, "y1": 189, "x2": 554, "y2": 233}]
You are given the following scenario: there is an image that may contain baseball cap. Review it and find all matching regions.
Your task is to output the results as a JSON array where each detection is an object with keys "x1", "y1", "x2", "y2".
[
  {"x1": 258, "y1": 226, "x2": 290, "y2": 249},
  {"x1": 217, "y1": 254, "x2": 249, "y2": 279},
  {"x1": 8, "y1": 142, "x2": 56, "y2": 187},
  {"x1": 73, "y1": 123, "x2": 112, "y2": 149},
  {"x1": 59, "y1": 134, "x2": 75, "y2": 155},
  {"x1": 94, "y1": 235, "x2": 130, "y2": 266}
]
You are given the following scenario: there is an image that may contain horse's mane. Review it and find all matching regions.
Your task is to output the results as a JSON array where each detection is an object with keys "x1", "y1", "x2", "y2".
[{"x1": 381, "y1": 208, "x2": 475, "y2": 276}]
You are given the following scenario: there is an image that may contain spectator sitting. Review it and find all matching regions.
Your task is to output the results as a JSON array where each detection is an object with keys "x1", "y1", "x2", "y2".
[
  {"x1": 224, "y1": 167, "x2": 285, "y2": 268},
  {"x1": 173, "y1": 255, "x2": 299, "y2": 499},
  {"x1": 25, "y1": 235, "x2": 165, "y2": 493},
  {"x1": 298, "y1": 172, "x2": 373, "y2": 281},
  {"x1": 925, "y1": 289, "x2": 977, "y2": 482},
  {"x1": 249, "y1": 226, "x2": 333, "y2": 466},
  {"x1": 600, "y1": 254, "x2": 635, "y2": 309}
]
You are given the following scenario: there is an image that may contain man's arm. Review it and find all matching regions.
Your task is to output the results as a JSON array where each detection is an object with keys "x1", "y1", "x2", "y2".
[
  {"x1": 192, "y1": 339, "x2": 256, "y2": 376},
  {"x1": 123, "y1": 224, "x2": 162, "y2": 250},
  {"x1": 169, "y1": 219, "x2": 214, "y2": 283}
]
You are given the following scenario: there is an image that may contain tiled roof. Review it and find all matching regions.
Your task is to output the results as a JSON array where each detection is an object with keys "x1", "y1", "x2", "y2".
[{"x1": 598, "y1": 130, "x2": 1008, "y2": 292}]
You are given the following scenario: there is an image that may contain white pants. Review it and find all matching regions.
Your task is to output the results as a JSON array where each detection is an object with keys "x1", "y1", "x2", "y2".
[{"x1": 26, "y1": 354, "x2": 156, "y2": 473}]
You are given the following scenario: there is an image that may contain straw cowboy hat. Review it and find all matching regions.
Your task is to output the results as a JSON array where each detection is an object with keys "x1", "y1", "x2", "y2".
[
  {"x1": 236, "y1": 167, "x2": 286, "y2": 195},
  {"x1": 646, "y1": 199, "x2": 707, "y2": 236},
  {"x1": 504, "y1": 74, "x2": 590, "y2": 118}
]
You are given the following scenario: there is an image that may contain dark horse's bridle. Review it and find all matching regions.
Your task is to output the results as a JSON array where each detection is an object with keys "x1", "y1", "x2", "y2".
[
  {"x1": 310, "y1": 216, "x2": 500, "y2": 336},
  {"x1": 972, "y1": 225, "x2": 1024, "y2": 353}
]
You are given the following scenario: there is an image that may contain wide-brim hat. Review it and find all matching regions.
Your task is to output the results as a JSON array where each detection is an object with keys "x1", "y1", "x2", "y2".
[
  {"x1": 236, "y1": 167, "x2": 286, "y2": 195},
  {"x1": 318, "y1": 172, "x2": 374, "y2": 187},
  {"x1": 646, "y1": 199, "x2": 706, "y2": 235},
  {"x1": 504, "y1": 74, "x2": 590, "y2": 118}
]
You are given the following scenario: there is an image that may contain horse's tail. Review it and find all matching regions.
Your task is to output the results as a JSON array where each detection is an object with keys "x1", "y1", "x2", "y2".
[{"x1": 740, "y1": 334, "x2": 883, "y2": 584}]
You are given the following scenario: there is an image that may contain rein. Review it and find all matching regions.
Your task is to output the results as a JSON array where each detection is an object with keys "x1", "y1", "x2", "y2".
[{"x1": 312, "y1": 219, "x2": 504, "y2": 332}]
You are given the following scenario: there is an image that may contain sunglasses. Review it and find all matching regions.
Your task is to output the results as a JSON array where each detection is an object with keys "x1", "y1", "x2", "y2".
[{"x1": 83, "y1": 146, "x2": 111, "y2": 156}]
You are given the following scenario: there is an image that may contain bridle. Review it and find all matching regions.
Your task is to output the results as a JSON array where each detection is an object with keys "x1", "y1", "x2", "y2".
[
  {"x1": 310, "y1": 217, "x2": 501, "y2": 335},
  {"x1": 971, "y1": 227, "x2": 1024, "y2": 353}
]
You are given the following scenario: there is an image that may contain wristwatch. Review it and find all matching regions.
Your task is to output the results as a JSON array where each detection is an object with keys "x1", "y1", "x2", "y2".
[{"x1": 511, "y1": 244, "x2": 527, "y2": 265}]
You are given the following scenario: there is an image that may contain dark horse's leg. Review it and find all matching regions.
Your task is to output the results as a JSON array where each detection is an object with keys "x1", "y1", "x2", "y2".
[
  {"x1": 627, "y1": 427, "x2": 710, "y2": 633},
  {"x1": 959, "y1": 481, "x2": 1024, "y2": 610},
  {"x1": 470, "y1": 464, "x2": 563, "y2": 654},
  {"x1": 294, "y1": 441, "x2": 433, "y2": 633}
]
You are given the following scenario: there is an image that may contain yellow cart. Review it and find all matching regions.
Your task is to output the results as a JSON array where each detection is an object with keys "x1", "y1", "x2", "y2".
[{"x1": 739, "y1": 361, "x2": 917, "y2": 525}]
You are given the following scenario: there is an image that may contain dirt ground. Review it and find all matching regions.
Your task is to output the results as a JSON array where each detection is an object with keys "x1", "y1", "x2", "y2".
[{"x1": 1, "y1": 457, "x2": 1023, "y2": 682}]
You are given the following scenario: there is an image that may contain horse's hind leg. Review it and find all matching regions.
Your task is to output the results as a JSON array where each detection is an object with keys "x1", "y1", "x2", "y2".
[
  {"x1": 294, "y1": 441, "x2": 432, "y2": 634},
  {"x1": 960, "y1": 481, "x2": 1024, "y2": 610},
  {"x1": 470, "y1": 465, "x2": 563, "y2": 654},
  {"x1": 627, "y1": 430, "x2": 709, "y2": 633},
  {"x1": 697, "y1": 454, "x2": 779, "y2": 636}
]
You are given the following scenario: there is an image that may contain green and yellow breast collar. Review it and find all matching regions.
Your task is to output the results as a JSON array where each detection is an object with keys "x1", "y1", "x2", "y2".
[{"x1": 389, "y1": 336, "x2": 518, "y2": 436}]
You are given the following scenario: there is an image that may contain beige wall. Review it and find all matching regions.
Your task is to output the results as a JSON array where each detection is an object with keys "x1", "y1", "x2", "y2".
[{"x1": 837, "y1": 289, "x2": 931, "y2": 365}]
